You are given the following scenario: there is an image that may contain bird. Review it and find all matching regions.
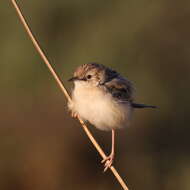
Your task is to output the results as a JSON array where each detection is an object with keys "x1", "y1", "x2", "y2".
[{"x1": 68, "y1": 63, "x2": 156, "y2": 172}]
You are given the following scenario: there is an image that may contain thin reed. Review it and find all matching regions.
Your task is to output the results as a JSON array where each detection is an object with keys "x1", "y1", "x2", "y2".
[{"x1": 10, "y1": 1, "x2": 130, "y2": 189}]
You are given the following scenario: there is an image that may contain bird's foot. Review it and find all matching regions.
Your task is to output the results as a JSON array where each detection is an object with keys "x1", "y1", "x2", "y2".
[
  {"x1": 71, "y1": 111, "x2": 78, "y2": 118},
  {"x1": 68, "y1": 101, "x2": 78, "y2": 118},
  {"x1": 101, "y1": 153, "x2": 114, "y2": 172}
]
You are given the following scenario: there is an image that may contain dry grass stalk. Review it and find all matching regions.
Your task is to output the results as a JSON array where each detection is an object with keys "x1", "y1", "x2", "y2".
[{"x1": 10, "y1": 1, "x2": 130, "y2": 189}]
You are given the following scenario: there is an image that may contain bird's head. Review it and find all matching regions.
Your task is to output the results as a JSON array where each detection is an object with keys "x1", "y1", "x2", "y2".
[{"x1": 68, "y1": 63, "x2": 109, "y2": 86}]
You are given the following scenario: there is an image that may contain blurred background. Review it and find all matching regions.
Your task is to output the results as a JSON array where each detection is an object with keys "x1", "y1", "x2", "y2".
[{"x1": 1, "y1": 0, "x2": 190, "y2": 189}]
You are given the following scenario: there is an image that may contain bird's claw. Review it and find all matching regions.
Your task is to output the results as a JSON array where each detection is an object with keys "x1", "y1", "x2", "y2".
[
  {"x1": 101, "y1": 153, "x2": 114, "y2": 172},
  {"x1": 71, "y1": 111, "x2": 78, "y2": 118}
]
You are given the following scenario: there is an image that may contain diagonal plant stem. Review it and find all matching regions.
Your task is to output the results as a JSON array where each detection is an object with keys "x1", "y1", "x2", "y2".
[{"x1": 10, "y1": 1, "x2": 130, "y2": 190}]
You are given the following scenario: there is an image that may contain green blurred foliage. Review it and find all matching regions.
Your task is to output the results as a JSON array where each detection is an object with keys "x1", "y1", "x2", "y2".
[{"x1": 0, "y1": 0, "x2": 190, "y2": 189}]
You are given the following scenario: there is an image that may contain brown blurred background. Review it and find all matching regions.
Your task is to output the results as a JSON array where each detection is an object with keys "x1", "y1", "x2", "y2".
[{"x1": 1, "y1": 0, "x2": 190, "y2": 190}]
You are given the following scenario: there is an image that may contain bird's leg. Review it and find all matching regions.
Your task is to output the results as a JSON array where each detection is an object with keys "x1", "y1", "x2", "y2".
[{"x1": 101, "y1": 129, "x2": 115, "y2": 172}]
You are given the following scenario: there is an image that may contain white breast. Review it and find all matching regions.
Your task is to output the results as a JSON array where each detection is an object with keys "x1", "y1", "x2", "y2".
[{"x1": 69, "y1": 81, "x2": 132, "y2": 131}]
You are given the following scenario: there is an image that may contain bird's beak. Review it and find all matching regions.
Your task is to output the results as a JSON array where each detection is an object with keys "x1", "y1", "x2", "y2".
[{"x1": 68, "y1": 77, "x2": 78, "y2": 82}]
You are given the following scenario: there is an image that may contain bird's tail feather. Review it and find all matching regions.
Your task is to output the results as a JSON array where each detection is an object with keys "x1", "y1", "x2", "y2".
[{"x1": 132, "y1": 103, "x2": 157, "y2": 109}]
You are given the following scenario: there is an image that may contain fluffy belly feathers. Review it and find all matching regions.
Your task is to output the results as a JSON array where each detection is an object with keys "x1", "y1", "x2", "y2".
[{"x1": 69, "y1": 84, "x2": 131, "y2": 131}]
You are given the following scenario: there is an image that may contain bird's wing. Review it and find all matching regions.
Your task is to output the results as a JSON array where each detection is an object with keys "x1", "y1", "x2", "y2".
[{"x1": 103, "y1": 76, "x2": 134, "y2": 102}]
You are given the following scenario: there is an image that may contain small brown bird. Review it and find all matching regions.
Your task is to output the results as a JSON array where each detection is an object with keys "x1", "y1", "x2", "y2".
[{"x1": 68, "y1": 63, "x2": 156, "y2": 171}]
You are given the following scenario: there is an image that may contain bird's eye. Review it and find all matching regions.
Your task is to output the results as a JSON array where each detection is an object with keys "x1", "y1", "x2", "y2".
[{"x1": 86, "y1": 75, "x2": 92, "y2": 79}]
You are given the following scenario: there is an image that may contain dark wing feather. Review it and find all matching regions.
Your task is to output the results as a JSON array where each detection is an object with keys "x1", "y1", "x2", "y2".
[{"x1": 103, "y1": 76, "x2": 134, "y2": 102}]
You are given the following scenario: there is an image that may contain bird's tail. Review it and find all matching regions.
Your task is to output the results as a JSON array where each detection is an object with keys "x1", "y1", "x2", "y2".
[{"x1": 132, "y1": 103, "x2": 157, "y2": 109}]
